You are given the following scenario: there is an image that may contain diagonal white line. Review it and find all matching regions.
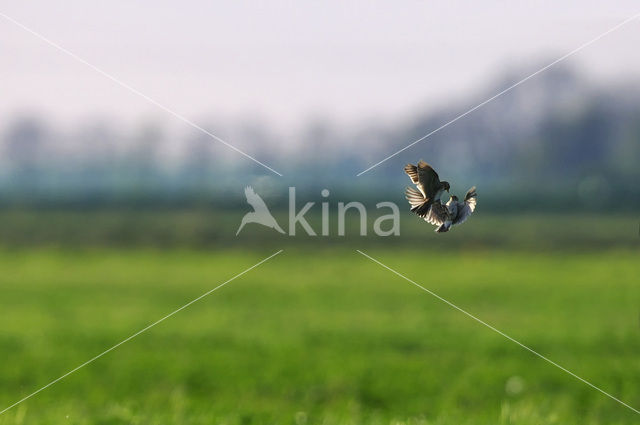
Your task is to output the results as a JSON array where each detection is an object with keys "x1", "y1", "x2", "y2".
[
  {"x1": 0, "y1": 11, "x2": 283, "y2": 177},
  {"x1": 356, "y1": 11, "x2": 640, "y2": 176},
  {"x1": 0, "y1": 249, "x2": 283, "y2": 416},
  {"x1": 356, "y1": 249, "x2": 640, "y2": 415}
]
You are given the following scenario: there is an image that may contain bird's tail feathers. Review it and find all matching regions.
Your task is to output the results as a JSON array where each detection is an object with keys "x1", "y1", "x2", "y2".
[
  {"x1": 411, "y1": 201, "x2": 433, "y2": 218},
  {"x1": 405, "y1": 186, "x2": 425, "y2": 207},
  {"x1": 406, "y1": 187, "x2": 433, "y2": 217},
  {"x1": 435, "y1": 222, "x2": 451, "y2": 233}
]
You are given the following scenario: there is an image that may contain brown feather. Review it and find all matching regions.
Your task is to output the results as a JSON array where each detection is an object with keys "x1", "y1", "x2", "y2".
[{"x1": 403, "y1": 164, "x2": 419, "y2": 184}]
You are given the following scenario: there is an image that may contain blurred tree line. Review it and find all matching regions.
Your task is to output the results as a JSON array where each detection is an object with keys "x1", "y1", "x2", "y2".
[{"x1": 1, "y1": 65, "x2": 638, "y2": 212}]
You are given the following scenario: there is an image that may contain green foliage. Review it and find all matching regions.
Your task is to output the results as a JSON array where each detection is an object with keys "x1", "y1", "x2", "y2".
[
  {"x1": 0, "y1": 248, "x2": 639, "y2": 424},
  {"x1": 0, "y1": 210, "x2": 637, "y2": 251}
]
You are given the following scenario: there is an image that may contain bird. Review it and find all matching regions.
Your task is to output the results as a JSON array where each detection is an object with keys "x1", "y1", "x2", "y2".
[
  {"x1": 404, "y1": 160, "x2": 477, "y2": 232},
  {"x1": 236, "y1": 186, "x2": 286, "y2": 235},
  {"x1": 404, "y1": 160, "x2": 450, "y2": 218},
  {"x1": 433, "y1": 187, "x2": 478, "y2": 233}
]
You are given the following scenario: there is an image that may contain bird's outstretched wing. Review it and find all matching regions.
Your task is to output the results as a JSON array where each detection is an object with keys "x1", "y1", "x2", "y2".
[
  {"x1": 244, "y1": 186, "x2": 268, "y2": 211},
  {"x1": 404, "y1": 164, "x2": 420, "y2": 185},
  {"x1": 453, "y1": 186, "x2": 477, "y2": 225},
  {"x1": 405, "y1": 187, "x2": 449, "y2": 225},
  {"x1": 404, "y1": 160, "x2": 441, "y2": 200}
]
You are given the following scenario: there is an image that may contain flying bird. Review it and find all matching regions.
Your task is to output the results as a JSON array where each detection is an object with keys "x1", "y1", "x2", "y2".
[
  {"x1": 434, "y1": 187, "x2": 478, "y2": 233},
  {"x1": 236, "y1": 186, "x2": 286, "y2": 235},
  {"x1": 404, "y1": 160, "x2": 450, "y2": 216},
  {"x1": 404, "y1": 161, "x2": 477, "y2": 232}
]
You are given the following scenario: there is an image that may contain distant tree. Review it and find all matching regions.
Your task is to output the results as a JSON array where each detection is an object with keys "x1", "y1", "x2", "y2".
[{"x1": 3, "y1": 117, "x2": 50, "y2": 189}]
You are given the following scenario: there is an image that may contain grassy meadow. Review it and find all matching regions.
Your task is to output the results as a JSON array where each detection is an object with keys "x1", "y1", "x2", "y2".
[{"x1": 0, "y1": 212, "x2": 639, "y2": 424}]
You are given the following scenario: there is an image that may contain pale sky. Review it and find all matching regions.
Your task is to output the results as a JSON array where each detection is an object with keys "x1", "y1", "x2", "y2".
[{"x1": 2, "y1": 1, "x2": 640, "y2": 133}]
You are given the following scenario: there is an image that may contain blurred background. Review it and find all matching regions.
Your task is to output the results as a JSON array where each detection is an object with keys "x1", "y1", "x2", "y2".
[{"x1": 1, "y1": 2, "x2": 639, "y2": 424}]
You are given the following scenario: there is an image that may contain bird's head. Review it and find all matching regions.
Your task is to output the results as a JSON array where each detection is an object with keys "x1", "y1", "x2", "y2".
[
  {"x1": 450, "y1": 195, "x2": 459, "y2": 202},
  {"x1": 441, "y1": 181, "x2": 451, "y2": 192}
]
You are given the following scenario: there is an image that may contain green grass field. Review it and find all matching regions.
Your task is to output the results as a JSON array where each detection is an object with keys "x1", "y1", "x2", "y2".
[{"x1": 1, "y1": 245, "x2": 639, "y2": 424}]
